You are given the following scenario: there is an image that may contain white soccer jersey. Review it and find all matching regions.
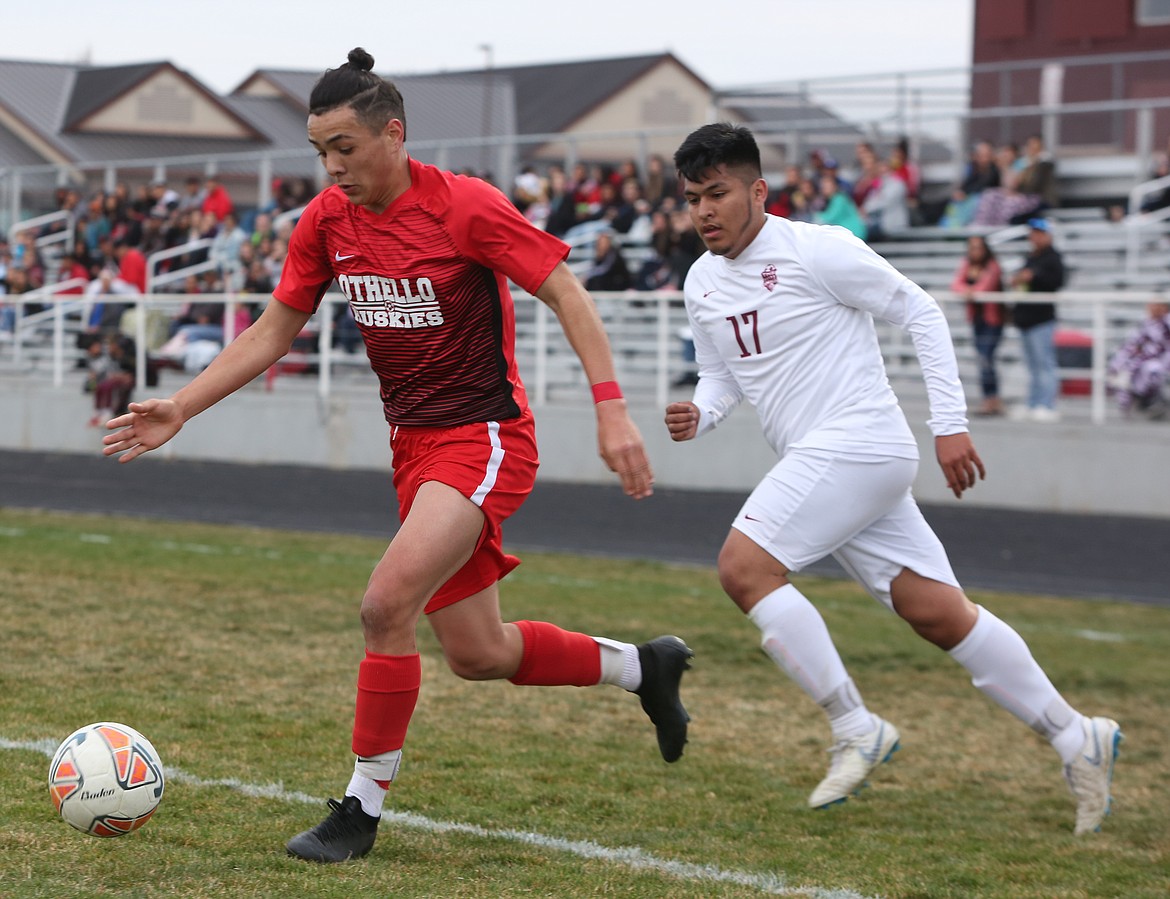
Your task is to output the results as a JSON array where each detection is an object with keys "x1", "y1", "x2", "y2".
[{"x1": 685, "y1": 215, "x2": 968, "y2": 458}]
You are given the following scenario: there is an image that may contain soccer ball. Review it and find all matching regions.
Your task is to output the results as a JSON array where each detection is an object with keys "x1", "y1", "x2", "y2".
[{"x1": 48, "y1": 722, "x2": 165, "y2": 837}]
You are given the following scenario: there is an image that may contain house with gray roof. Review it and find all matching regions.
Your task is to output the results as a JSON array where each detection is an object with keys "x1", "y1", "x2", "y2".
[{"x1": 1, "y1": 50, "x2": 866, "y2": 222}]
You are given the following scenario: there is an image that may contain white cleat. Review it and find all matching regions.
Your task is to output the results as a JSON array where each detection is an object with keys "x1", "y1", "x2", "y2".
[
  {"x1": 808, "y1": 718, "x2": 900, "y2": 809},
  {"x1": 1064, "y1": 716, "x2": 1123, "y2": 835}
]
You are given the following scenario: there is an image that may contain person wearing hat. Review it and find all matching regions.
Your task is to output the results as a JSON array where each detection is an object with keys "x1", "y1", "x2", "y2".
[{"x1": 1009, "y1": 218, "x2": 1066, "y2": 422}]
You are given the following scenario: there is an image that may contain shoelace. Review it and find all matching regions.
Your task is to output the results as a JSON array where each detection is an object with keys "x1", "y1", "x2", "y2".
[{"x1": 312, "y1": 798, "x2": 357, "y2": 839}]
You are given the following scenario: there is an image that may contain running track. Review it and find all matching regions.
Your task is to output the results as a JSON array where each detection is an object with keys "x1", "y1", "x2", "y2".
[{"x1": 2, "y1": 449, "x2": 1166, "y2": 606}]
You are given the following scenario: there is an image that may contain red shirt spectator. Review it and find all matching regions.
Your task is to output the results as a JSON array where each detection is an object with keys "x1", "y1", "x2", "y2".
[
  {"x1": 200, "y1": 178, "x2": 234, "y2": 222},
  {"x1": 113, "y1": 240, "x2": 147, "y2": 292}
]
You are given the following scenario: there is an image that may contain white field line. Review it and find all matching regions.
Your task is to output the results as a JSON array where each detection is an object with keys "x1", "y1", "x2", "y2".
[{"x1": 4, "y1": 736, "x2": 877, "y2": 899}]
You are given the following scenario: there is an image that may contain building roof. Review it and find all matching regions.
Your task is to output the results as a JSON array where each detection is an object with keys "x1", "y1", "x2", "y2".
[
  {"x1": 0, "y1": 57, "x2": 266, "y2": 167},
  {"x1": 434, "y1": 53, "x2": 709, "y2": 136},
  {"x1": 62, "y1": 62, "x2": 164, "y2": 130}
]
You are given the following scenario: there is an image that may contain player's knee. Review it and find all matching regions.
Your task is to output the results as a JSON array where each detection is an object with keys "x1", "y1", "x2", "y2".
[
  {"x1": 443, "y1": 645, "x2": 507, "y2": 681},
  {"x1": 891, "y1": 578, "x2": 976, "y2": 649},
  {"x1": 359, "y1": 590, "x2": 414, "y2": 640}
]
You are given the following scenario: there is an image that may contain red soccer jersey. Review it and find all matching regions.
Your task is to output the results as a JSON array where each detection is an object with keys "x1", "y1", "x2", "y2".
[{"x1": 275, "y1": 157, "x2": 569, "y2": 427}]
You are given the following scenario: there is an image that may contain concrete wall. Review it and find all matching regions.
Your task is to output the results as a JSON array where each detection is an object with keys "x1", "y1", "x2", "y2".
[{"x1": 4, "y1": 378, "x2": 1168, "y2": 520}]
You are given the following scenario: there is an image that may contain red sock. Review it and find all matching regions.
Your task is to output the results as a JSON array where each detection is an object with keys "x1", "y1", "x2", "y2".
[
  {"x1": 508, "y1": 620, "x2": 601, "y2": 686},
  {"x1": 352, "y1": 651, "x2": 421, "y2": 759}
]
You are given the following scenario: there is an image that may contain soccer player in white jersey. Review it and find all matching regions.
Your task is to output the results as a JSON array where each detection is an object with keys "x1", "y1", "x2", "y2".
[{"x1": 664, "y1": 123, "x2": 1121, "y2": 834}]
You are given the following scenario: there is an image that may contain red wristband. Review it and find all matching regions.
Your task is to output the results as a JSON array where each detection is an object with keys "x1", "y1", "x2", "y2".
[{"x1": 591, "y1": 381, "x2": 623, "y2": 403}]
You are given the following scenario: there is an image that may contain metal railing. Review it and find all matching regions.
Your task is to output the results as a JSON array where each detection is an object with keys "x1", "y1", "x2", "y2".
[{"x1": 2, "y1": 288, "x2": 1160, "y2": 426}]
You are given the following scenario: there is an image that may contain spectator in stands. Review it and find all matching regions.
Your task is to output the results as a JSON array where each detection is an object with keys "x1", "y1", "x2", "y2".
[
  {"x1": 84, "y1": 331, "x2": 136, "y2": 426},
  {"x1": 249, "y1": 212, "x2": 276, "y2": 250},
  {"x1": 242, "y1": 257, "x2": 275, "y2": 296},
  {"x1": 973, "y1": 136, "x2": 1057, "y2": 227},
  {"x1": 81, "y1": 192, "x2": 112, "y2": 256},
  {"x1": 0, "y1": 246, "x2": 9, "y2": 336},
  {"x1": 105, "y1": 188, "x2": 140, "y2": 247},
  {"x1": 633, "y1": 209, "x2": 674, "y2": 290},
  {"x1": 888, "y1": 137, "x2": 920, "y2": 207},
  {"x1": 103, "y1": 48, "x2": 677, "y2": 866},
  {"x1": 583, "y1": 231, "x2": 632, "y2": 292},
  {"x1": 862, "y1": 159, "x2": 910, "y2": 241},
  {"x1": 939, "y1": 139, "x2": 1000, "y2": 229},
  {"x1": 210, "y1": 211, "x2": 248, "y2": 273},
  {"x1": 58, "y1": 245, "x2": 93, "y2": 292},
  {"x1": 668, "y1": 207, "x2": 705, "y2": 287},
  {"x1": 149, "y1": 180, "x2": 180, "y2": 218},
  {"x1": 542, "y1": 165, "x2": 577, "y2": 237},
  {"x1": 1, "y1": 265, "x2": 41, "y2": 335},
  {"x1": 200, "y1": 173, "x2": 233, "y2": 221},
  {"x1": 570, "y1": 162, "x2": 603, "y2": 222},
  {"x1": 112, "y1": 237, "x2": 148, "y2": 294},
  {"x1": 851, "y1": 141, "x2": 881, "y2": 209},
  {"x1": 38, "y1": 188, "x2": 82, "y2": 242},
  {"x1": 225, "y1": 241, "x2": 258, "y2": 293},
  {"x1": 11, "y1": 229, "x2": 46, "y2": 289},
  {"x1": 1013, "y1": 134, "x2": 1059, "y2": 221},
  {"x1": 274, "y1": 177, "x2": 313, "y2": 214},
  {"x1": 511, "y1": 165, "x2": 545, "y2": 218},
  {"x1": 815, "y1": 172, "x2": 867, "y2": 240},
  {"x1": 642, "y1": 154, "x2": 673, "y2": 209},
  {"x1": 766, "y1": 166, "x2": 803, "y2": 219},
  {"x1": 1009, "y1": 218, "x2": 1065, "y2": 422},
  {"x1": 1106, "y1": 299, "x2": 1170, "y2": 419},
  {"x1": 83, "y1": 266, "x2": 137, "y2": 335},
  {"x1": 970, "y1": 142, "x2": 1023, "y2": 226},
  {"x1": 950, "y1": 236, "x2": 1006, "y2": 417},
  {"x1": 610, "y1": 177, "x2": 649, "y2": 235},
  {"x1": 787, "y1": 174, "x2": 820, "y2": 223},
  {"x1": 177, "y1": 176, "x2": 205, "y2": 213}
]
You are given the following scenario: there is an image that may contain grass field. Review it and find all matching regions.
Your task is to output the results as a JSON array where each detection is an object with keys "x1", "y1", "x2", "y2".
[{"x1": 1, "y1": 507, "x2": 1167, "y2": 899}]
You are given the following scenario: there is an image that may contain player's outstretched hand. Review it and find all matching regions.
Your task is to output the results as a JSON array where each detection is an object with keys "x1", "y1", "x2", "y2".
[
  {"x1": 664, "y1": 401, "x2": 700, "y2": 442},
  {"x1": 102, "y1": 398, "x2": 184, "y2": 464},
  {"x1": 936, "y1": 432, "x2": 986, "y2": 499},
  {"x1": 596, "y1": 400, "x2": 654, "y2": 499}
]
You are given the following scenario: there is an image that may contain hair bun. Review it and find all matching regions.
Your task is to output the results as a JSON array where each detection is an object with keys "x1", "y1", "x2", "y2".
[{"x1": 347, "y1": 48, "x2": 375, "y2": 72}]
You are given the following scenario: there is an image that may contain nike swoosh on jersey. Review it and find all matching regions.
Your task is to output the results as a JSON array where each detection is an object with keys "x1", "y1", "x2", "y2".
[
  {"x1": 335, "y1": 251, "x2": 356, "y2": 262},
  {"x1": 703, "y1": 289, "x2": 719, "y2": 297}
]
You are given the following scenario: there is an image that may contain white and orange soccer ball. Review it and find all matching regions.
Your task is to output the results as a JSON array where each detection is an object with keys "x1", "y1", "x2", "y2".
[{"x1": 48, "y1": 722, "x2": 165, "y2": 837}]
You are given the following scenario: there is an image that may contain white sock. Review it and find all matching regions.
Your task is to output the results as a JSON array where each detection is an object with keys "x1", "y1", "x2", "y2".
[
  {"x1": 593, "y1": 637, "x2": 641, "y2": 691},
  {"x1": 748, "y1": 584, "x2": 875, "y2": 741},
  {"x1": 948, "y1": 605, "x2": 1086, "y2": 763},
  {"x1": 345, "y1": 773, "x2": 387, "y2": 817},
  {"x1": 345, "y1": 749, "x2": 403, "y2": 817}
]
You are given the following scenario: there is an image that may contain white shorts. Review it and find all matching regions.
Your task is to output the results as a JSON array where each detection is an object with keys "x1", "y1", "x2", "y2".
[{"x1": 732, "y1": 448, "x2": 959, "y2": 609}]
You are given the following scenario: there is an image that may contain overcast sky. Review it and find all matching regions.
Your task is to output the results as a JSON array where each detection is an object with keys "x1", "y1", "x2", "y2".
[{"x1": 3, "y1": 0, "x2": 974, "y2": 94}]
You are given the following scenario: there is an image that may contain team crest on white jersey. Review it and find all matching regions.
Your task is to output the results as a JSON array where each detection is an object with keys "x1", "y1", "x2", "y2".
[
  {"x1": 336, "y1": 274, "x2": 445, "y2": 329},
  {"x1": 761, "y1": 264, "x2": 778, "y2": 292}
]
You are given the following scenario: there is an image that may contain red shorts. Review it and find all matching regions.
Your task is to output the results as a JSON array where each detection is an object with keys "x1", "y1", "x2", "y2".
[{"x1": 390, "y1": 410, "x2": 539, "y2": 613}]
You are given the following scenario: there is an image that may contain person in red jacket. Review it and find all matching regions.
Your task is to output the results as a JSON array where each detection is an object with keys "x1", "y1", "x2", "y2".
[
  {"x1": 112, "y1": 238, "x2": 147, "y2": 293},
  {"x1": 950, "y1": 236, "x2": 1006, "y2": 416},
  {"x1": 199, "y1": 176, "x2": 234, "y2": 223}
]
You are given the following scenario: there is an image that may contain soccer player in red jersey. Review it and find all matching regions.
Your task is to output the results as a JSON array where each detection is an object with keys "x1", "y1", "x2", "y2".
[{"x1": 102, "y1": 47, "x2": 692, "y2": 863}]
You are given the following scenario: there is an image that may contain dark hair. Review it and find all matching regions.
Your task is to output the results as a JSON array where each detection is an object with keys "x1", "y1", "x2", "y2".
[
  {"x1": 674, "y1": 123, "x2": 761, "y2": 184},
  {"x1": 968, "y1": 234, "x2": 996, "y2": 260},
  {"x1": 309, "y1": 48, "x2": 406, "y2": 136}
]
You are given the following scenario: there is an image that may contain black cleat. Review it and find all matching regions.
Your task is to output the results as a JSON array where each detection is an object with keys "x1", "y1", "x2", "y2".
[
  {"x1": 634, "y1": 635, "x2": 694, "y2": 763},
  {"x1": 286, "y1": 795, "x2": 379, "y2": 863}
]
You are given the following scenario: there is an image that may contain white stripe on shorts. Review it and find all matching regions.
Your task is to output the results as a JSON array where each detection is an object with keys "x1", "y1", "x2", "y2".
[{"x1": 469, "y1": 421, "x2": 504, "y2": 507}]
